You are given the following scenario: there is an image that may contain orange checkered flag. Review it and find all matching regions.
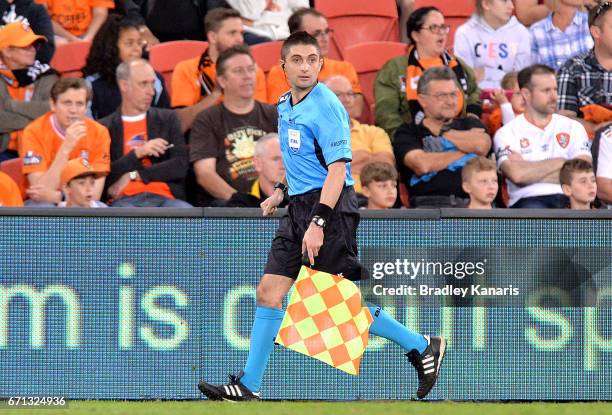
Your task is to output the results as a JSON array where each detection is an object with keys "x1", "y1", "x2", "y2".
[{"x1": 275, "y1": 266, "x2": 373, "y2": 375}]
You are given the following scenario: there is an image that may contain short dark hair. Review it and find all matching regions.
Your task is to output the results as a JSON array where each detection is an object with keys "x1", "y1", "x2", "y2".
[
  {"x1": 281, "y1": 31, "x2": 321, "y2": 60},
  {"x1": 560, "y1": 158, "x2": 594, "y2": 186},
  {"x1": 589, "y1": 1, "x2": 612, "y2": 27},
  {"x1": 361, "y1": 162, "x2": 398, "y2": 187},
  {"x1": 216, "y1": 44, "x2": 254, "y2": 76},
  {"x1": 517, "y1": 64, "x2": 555, "y2": 90},
  {"x1": 288, "y1": 7, "x2": 325, "y2": 34},
  {"x1": 417, "y1": 66, "x2": 458, "y2": 94},
  {"x1": 406, "y1": 6, "x2": 442, "y2": 43},
  {"x1": 50, "y1": 77, "x2": 92, "y2": 102},
  {"x1": 204, "y1": 8, "x2": 241, "y2": 34}
]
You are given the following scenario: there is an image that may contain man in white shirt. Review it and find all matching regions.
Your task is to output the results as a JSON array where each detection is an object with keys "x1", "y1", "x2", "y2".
[
  {"x1": 494, "y1": 64, "x2": 592, "y2": 208},
  {"x1": 593, "y1": 125, "x2": 612, "y2": 206}
]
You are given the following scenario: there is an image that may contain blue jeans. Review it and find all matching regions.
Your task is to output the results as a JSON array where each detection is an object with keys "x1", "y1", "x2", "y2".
[
  {"x1": 510, "y1": 194, "x2": 569, "y2": 209},
  {"x1": 111, "y1": 192, "x2": 192, "y2": 208}
]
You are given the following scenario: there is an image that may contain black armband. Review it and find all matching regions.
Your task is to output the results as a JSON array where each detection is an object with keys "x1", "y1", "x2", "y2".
[{"x1": 313, "y1": 202, "x2": 333, "y2": 223}]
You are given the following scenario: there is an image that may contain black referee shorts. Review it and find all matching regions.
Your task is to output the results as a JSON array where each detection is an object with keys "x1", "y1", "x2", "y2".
[{"x1": 264, "y1": 186, "x2": 365, "y2": 281}]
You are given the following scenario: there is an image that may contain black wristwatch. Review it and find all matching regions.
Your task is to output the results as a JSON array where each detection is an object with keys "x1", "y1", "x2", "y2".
[
  {"x1": 311, "y1": 215, "x2": 327, "y2": 229},
  {"x1": 274, "y1": 182, "x2": 288, "y2": 194}
]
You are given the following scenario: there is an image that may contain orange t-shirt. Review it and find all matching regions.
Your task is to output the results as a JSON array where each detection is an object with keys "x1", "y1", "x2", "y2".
[
  {"x1": 121, "y1": 114, "x2": 174, "y2": 199},
  {"x1": 170, "y1": 55, "x2": 268, "y2": 108},
  {"x1": 19, "y1": 112, "x2": 110, "y2": 179},
  {"x1": 0, "y1": 171, "x2": 24, "y2": 206},
  {"x1": 35, "y1": 0, "x2": 115, "y2": 37},
  {"x1": 266, "y1": 57, "x2": 362, "y2": 104},
  {"x1": 405, "y1": 56, "x2": 464, "y2": 115}
]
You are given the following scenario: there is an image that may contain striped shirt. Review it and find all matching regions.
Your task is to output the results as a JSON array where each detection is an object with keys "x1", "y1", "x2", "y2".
[
  {"x1": 529, "y1": 11, "x2": 593, "y2": 70},
  {"x1": 557, "y1": 49, "x2": 612, "y2": 115}
]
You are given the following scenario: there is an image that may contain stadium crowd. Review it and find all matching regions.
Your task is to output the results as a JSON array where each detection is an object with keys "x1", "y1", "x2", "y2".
[{"x1": 0, "y1": 0, "x2": 610, "y2": 210}]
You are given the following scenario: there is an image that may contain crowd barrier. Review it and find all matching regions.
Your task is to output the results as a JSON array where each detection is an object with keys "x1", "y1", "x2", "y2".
[{"x1": 0, "y1": 208, "x2": 611, "y2": 400}]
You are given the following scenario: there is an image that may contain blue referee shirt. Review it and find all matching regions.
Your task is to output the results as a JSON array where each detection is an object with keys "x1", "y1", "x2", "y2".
[{"x1": 277, "y1": 82, "x2": 353, "y2": 196}]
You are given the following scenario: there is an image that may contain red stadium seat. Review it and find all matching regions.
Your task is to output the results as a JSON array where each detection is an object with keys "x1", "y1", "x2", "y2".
[
  {"x1": 149, "y1": 40, "x2": 208, "y2": 95},
  {"x1": 414, "y1": 0, "x2": 475, "y2": 17},
  {"x1": 0, "y1": 158, "x2": 26, "y2": 200},
  {"x1": 316, "y1": 0, "x2": 399, "y2": 59},
  {"x1": 50, "y1": 41, "x2": 92, "y2": 77},
  {"x1": 445, "y1": 16, "x2": 469, "y2": 52},
  {"x1": 343, "y1": 41, "x2": 407, "y2": 124},
  {"x1": 250, "y1": 41, "x2": 283, "y2": 74}
]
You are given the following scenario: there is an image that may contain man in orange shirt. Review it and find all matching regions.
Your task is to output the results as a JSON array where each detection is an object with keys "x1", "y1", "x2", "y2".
[
  {"x1": 266, "y1": 7, "x2": 364, "y2": 116},
  {"x1": 36, "y1": 0, "x2": 115, "y2": 43},
  {"x1": 0, "y1": 21, "x2": 58, "y2": 162},
  {"x1": 101, "y1": 59, "x2": 190, "y2": 207},
  {"x1": 0, "y1": 171, "x2": 24, "y2": 206},
  {"x1": 171, "y1": 8, "x2": 267, "y2": 133},
  {"x1": 19, "y1": 77, "x2": 110, "y2": 206}
]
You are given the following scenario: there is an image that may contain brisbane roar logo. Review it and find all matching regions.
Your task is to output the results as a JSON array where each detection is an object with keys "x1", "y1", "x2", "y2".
[{"x1": 556, "y1": 133, "x2": 570, "y2": 149}]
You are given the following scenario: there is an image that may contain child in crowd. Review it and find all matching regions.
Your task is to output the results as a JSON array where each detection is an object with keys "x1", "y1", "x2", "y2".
[
  {"x1": 560, "y1": 158, "x2": 597, "y2": 209},
  {"x1": 453, "y1": 0, "x2": 531, "y2": 89},
  {"x1": 462, "y1": 157, "x2": 499, "y2": 209},
  {"x1": 59, "y1": 157, "x2": 107, "y2": 208},
  {"x1": 487, "y1": 71, "x2": 526, "y2": 136},
  {"x1": 360, "y1": 162, "x2": 398, "y2": 210}
]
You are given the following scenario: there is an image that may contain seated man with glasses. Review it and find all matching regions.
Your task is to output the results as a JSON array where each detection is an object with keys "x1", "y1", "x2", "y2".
[
  {"x1": 375, "y1": 6, "x2": 482, "y2": 139},
  {"x1": 266, "y1": 7, "x2": 365, "y2": 117},
  {"x1": 557, "y1": 1, "x2": 612, "y2": 138},
  {"x1": 393, "y1": 67, "x2": 491, "y2": 208}
]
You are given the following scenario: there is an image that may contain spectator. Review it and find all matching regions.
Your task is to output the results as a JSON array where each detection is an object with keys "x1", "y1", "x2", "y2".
[
  {"x1": 529, "y1": 0, "x2": 593, "y2": 70},
  {"x1": 0, "y1": 170, "x2": 23, "y2": 206},
  {"x1": 393, "y1": 67, "x2": 491, "y2": 208},
  {"x1": 453, "y1": 0, "x2": 531, "y2": 89},
  {"x1": 19, "y1": 77, "x2": 111, "y2": 206},
  {"x1": 323, "y1": 75, "x2": 395, "y2": 193},
  {"x1": 398, "y1": 0, "x2": 415, "y2": 44},
  {"x1": 36, "y1": 0, "x2": 115, "y2": 44},
  {"x1": 0, "y1": 20, "x2": 57, "y2": 162},
  {"x1": 375, "y1": 6, "x2": 481, "y2": 139},
  {"x1": 557, "y1": 1, "x2": 612, "y2": 138},
  {"x1": 100, "y1": 59, "x2": 190, "y2": 207},
  {"x1": 145, "y1": 0, "x2": 225, "y2": 43},
  {"x1": 486, "y1": 71, "x2": 526, "y2": 136},
  {"x1": 461, "y1": 156, "x2": 498, "y2": 209},
  {"x1": 1, "y1": 0, "x2": 55, "y2": 63},
  {"x1": 360, "y1": 161, "x2": 398, "y2": 210},
  {"x1": 226, "y1": 0, "x2": 308, "y2": 44},
  {"x1": 494, "y1": 64, "x2": 592, "y2": 208},
  {"x1": 190, "y1": 45, "x2": 277, "y2": 206},
  {"x1": 592, "y1": 124, "x2": 612, "y2": 206},
  {"x1": 226, "y1": 132, "x2": 288, "y2": 208},
  {"x1": 559, "y1": 157, "x2": 596, "y2": 209},
  {"x1": 171, "y1": 8, "x2": 267, "y2": 133},
  {"x1": 111, "y1": 0, "x2": 159, "y2": 48},
  {"x1": 58, "y1": 156, "x2": 107, "y2": 207},
  {"x1": 266, "y1": 7, "x2": 364, "y2": 118},
  {"x1": 82, "y1": 14, "x2": 169, "y2": 119}
]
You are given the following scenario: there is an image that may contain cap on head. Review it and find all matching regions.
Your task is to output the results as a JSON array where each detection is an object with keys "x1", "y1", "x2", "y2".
[
  {"x1": 0, "y1": 21, "x2": 46, "y2": 49},
  {"x1": 61, "y1": 157, "x2": 106, "y2": 187}
]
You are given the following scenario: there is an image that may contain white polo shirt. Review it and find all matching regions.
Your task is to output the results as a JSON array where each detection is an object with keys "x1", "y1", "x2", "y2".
[
  {"x1": 596, "y1": 126, "x2": 612, "y2": 179},
  {"x1": 494, "y1": 113, "x2": 591, "y2": 206}
]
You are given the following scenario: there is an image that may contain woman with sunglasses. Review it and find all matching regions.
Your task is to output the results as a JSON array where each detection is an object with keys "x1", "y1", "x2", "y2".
[{"x1": 375, "y1": 6, "x2": 482, "y2": 139}]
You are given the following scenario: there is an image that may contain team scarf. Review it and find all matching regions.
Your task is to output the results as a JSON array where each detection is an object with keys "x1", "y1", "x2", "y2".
[
  {"x1": 197, "y1": 48, "x2": 216, "y2": 97},
  {"x1": 0, "y1": 59, "x2": 54, "y2": 88},
  {"x1": 405, "y1": 46, "x2": 469, "y2": 123}
]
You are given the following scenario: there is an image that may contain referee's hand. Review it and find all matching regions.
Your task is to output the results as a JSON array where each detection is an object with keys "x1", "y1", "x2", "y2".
[
  {"x1": 261, "y1": 189, "x2": 285, "y2": 216},
  {"x1": 302, "y1": 223, "x2": 324, "y2": 266}
]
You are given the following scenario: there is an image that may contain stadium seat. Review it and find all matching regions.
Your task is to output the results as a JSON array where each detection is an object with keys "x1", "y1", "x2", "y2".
[
  {"x1": 316, "y1": 0, "x2": 400, "y2": 59},
  {"x1": 414, "y1": 0, "x2": 475, "y2": 17},
  {"x1": 50, "y1": 41, "x2": 92, "y2": 77},
  {"x1": 343, "y1": 41, "x2": 407, "y2": 124},
  {"x1": 149, "y1": 40, "x2": 209, "y2": 95},
  {"x1": 250, "y1": 41, "x2": 283, "y2": 74},
  {"x1": 0, "y1": 158, "x2": 26, "y2": 200},
  {"x1": 445, "y1": 16, "x2": 469, "y2": 52}
]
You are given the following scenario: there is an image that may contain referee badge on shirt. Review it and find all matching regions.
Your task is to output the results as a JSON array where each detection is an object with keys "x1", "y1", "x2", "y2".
[
  {"x1": 556, "y1": 133, "x2": 570, "y2": 149},
  {"x1": 288, "y1": 128, "x2": 301, "y2": 153}
]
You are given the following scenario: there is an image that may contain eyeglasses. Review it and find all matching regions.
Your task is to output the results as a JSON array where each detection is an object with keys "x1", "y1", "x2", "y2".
[
  {"x1": 421, "y1": 24, "x2": 451, "y2": 34},
  {"x1": 310, "y1": 28, "x2": 334, "y2": 38},
  {"x1": 421, "y1": 91, "x2": 459, "y2": 101}
]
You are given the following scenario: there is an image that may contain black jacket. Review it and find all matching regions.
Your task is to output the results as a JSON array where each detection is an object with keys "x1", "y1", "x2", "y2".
[
  {"x1": 100, "y1": 107, "x2": 189, "y2": 200},
  {"x1": 0, "y1": 0, "x2": 55, "y2": 63}
]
